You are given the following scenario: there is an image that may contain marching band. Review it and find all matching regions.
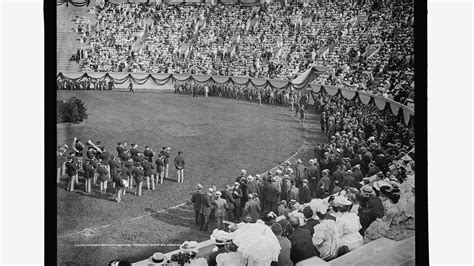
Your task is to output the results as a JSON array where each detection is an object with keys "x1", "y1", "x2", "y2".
[{"x1": 57, "y1": 139, "x2": 182, "y2": 203}]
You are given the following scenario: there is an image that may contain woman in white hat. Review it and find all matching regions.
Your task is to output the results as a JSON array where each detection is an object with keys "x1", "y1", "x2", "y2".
[{"x1": 332, "y1": 196, "x2": 364, "y2": 251}]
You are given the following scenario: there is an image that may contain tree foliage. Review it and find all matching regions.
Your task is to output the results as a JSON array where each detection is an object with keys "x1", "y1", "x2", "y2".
[{"x1": 57, "y1": 96, "x2": 89, "y2": 124}]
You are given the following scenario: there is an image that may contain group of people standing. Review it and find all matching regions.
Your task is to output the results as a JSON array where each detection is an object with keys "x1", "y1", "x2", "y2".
[{"x1": 57, "y1": 139, "x2": 186, "y2": 203}]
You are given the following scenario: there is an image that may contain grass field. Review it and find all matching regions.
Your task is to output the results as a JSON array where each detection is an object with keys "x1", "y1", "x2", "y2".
[{"x1": 56, "y1": 90, "x2": 326, "y2": 265}]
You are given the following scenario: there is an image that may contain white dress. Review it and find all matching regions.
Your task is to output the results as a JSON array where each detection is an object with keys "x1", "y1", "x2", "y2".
[
  {"x1": 336, "y1": 212, "x2": 363, "y2": 251},
  {"x1": 216, "y1": 252, "x2": 247, "y2": 266}
]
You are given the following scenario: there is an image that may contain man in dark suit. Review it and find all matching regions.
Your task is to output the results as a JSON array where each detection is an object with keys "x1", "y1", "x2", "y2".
[
  {"x1": 65, "y1": 157, "x2": 77, "y2": 192},
  {"x1": 315, "y1": 169, "x2": 332, "y2": 199},
  {"x1": 82, "y1": 159, "x2": 94, "y2": 193},
  {"x1": 130, "y1": 144, "x2": 139, "y2": 158},
  {"x1": 299, "y1": 179, "x2": 311, "y2": 204},
  {"x1": 190, "y1": 184, "x2": 203, "y2": 225},
  {"x1": 301, "y1": 206, "x2": 319, "y2": 236},
  {"x1": 295, "y1": 159, "x2": 306, "y2": 189},
  {"x1": 116, "y1": 142, "x2": 126, "y2": 160},
  {"x1": 142, "y1": 159, "x2": 155, "y2": 190},
  {"x1": 160, "y1": 147, "x2": 170, "y2": 178},
  {"x1": 174, "y1": 151, "x2": 185, "y2": 183},
  {"x1": 155, "y1": 154, "x2": 165, "y2": 184},
  {"x1": 288, "y1": 217, "x2": 318, "y2": 264},
  {"x1": 128, "y1": 81, "x2": 134, "y2": 92},
  {"x1": 143, "y1": 146, "x2": 154, "y2": 162},
  {"x1": 132, "y1": 164, "x2": 144, "y2": 196},
  {"x1": 341, "y1": 170, "x2": 361, "y2": 189},
  {"x1": 263, "y1": 177, "x2": 281, "y2": 214},
  {"x1": 100, "y1": 148, "x2": 111, "y2": 165},
  {"x1": 109, "y1": 156, "x2": 120, "y2": 189},
  {"x1": 232, "y1": 182, "x2": 243, "y2": 222},
  {"x1": 199, "y1": 188, "x2": 213, "y2": 232},
  {"x1": 332, "y1": 165, "x2": 345, "y2": 188},
  {"x1": 221, "y1": 185, "x2": 235, "y2": 221}
]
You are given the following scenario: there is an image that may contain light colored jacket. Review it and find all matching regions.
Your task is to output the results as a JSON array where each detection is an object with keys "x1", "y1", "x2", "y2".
[{"x1": 213, "y1": 197, "x2": 228, "y2": 217}]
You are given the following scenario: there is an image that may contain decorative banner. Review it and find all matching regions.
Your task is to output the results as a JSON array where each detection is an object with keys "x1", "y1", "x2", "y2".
[
  {"x1": 403, "y1": 109, "x2": 412, "y2": 125},
  {"x1": 57, "y1": 69, "x2": 415, "y2": 125},
  {"x1": 389, "y1": 102, "x2": 400, "y2": 115},
  {"x1": 323, "y1": 85, "x2": 339, "y2": 96},
  {"x1": 340, "y1": 89, "x2": 356, "y2": 100},
  {"x1": 358, "y1": 93, "x2": 371, "y2": 105},
  {"x1": 373, "y1": 97, "x2": 387, "y2": 110}
]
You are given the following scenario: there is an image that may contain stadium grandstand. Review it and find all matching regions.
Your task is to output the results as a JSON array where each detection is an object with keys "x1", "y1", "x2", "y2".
[{"x1": 57, "y1": 0, "x2": 415, "y2": 265}]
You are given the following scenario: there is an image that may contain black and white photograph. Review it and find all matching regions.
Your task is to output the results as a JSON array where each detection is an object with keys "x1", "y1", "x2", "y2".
[{"x1": 53, "y1": 0, "x2": 423, "y2": 265}]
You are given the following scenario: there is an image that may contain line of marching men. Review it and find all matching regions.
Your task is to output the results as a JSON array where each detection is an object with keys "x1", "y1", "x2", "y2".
[{"x1": 56, "y1": 139, "x2": 185, "y2": 203}]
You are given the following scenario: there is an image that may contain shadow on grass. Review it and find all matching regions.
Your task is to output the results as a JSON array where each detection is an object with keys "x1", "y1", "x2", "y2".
[{"x1": 56, "y1": 180, "x2": 119, "y2": 202}]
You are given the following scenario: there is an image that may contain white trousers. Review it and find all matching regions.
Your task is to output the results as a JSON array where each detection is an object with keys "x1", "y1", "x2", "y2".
[{"x1": 177, "y1": 169, "x2": 184, "y2": 183}]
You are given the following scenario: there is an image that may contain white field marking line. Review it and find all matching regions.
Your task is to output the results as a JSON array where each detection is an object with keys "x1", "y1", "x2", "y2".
[{"x1": 57, "y1": 110, "x2": 312, "y2": 240}]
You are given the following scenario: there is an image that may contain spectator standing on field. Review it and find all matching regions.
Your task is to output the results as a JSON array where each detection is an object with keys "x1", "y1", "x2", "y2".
[{"x1": 174, "y1": 151, "x2": 185, "y2": 183}]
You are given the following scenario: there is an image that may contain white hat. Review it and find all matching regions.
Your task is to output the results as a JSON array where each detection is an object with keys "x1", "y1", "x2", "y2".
[
  {"x1": 240, "y1": 169, "x2": 247, "y2": 174},
  {"x1": 247, "y1": 175, "x2": 254, "y2": 181},
  {"x1": 215, "y1": 191, "x2": 222, "y2": 197},
  {"x1": 297, "y1": 159, "x2": 302, "y2": 164},
  {"x1": 275, "y1": 169, "x2": 282, "y2": 175},
  {"x1": 208, "y1": 188, "x2": 214, "y2": 193},
  {"x1": 196, "y1": 184, "x2": 203, "y2": 189},
  {"x1": 309, "y1": 159, "x2": 315, "y2": 164},
  {"x1": 286, "y1": 168, "x2": 294, "y2": 174},
  {"x1": 332, "y1": 196, "x2": 352, "y2": 206},
  {"x1": 180, "y1": 241, "x2": 199, "y2": 253}
]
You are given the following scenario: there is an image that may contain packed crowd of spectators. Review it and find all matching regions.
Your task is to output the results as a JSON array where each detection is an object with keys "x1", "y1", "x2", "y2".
[
  {"x1": 172, "y1": 84, "x2": 415, "y2": 264},
  {"x1": 77, "y1": 1, "x2": 414, "y2": 105}
]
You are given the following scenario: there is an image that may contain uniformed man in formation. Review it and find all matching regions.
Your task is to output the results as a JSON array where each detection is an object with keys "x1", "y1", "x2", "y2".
[{"x1": 58, "y1": 138, "x2": 179, "y2": 203}]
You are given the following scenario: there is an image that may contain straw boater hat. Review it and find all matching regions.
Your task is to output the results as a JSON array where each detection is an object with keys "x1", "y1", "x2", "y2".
[
  {"x1": 215, "y1": 191, "x2": 222, "y2": 197},
  {"x1": 309, "y1": 159, "x2": 315, "y2": 164},
  {"x1": 247, "y1": 175, "x2": 254, "y2": 181},
  {"x1": 286, "y1": 168, "x2": 294, "y2": 174},
  {"x1": 149, "y1": 252, "x2": 166, "y2": 264},
  {"x1": 275, "y1": 169, "x2": 283, "y2": 175}
]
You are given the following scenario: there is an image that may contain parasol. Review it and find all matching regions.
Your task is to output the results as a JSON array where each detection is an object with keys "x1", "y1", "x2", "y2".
[{"x1": 232, "y1": 223, "x2": 281, "y2": 266}]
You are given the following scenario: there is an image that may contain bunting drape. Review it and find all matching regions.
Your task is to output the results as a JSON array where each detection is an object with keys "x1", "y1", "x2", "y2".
[
  {"x1": 307, "y1": 84, "x2": 414, "y2": 126},
  {"x1": 57, "y1": 69, "x2": 414, "y2": 125}
]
